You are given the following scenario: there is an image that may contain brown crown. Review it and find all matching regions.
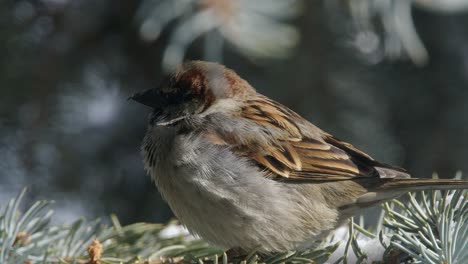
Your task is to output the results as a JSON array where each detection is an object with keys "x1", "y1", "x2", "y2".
[{"x1": 169, "y1": 61, "x2": 256, "y2": 105}]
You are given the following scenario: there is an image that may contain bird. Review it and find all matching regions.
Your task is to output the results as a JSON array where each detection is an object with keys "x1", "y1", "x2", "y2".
[{"x1": 130, "y1": 60, "x2": 468, "y2": 253}]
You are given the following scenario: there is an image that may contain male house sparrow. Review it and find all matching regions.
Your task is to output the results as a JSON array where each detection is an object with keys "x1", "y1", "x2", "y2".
[{"x1": 131, "y1": 61, "x2": 468, "y2": 252}]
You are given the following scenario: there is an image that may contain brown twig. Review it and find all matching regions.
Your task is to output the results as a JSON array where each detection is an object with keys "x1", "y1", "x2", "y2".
[{"x1": 87, "y1": 239, "x2": 103, "y2": 264}]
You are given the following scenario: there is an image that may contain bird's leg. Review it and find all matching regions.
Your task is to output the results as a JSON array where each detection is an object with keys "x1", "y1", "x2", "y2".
[{"x1": 224, "y1": 247, "x2": 248, "y2": 261}]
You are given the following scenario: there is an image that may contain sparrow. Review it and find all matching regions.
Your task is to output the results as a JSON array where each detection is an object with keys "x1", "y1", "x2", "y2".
[{"x1": 131, "y1": 61, "x2": 468, "y2": 252}]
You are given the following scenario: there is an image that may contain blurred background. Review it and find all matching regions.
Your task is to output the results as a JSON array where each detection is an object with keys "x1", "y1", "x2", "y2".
[{"x1": 1, "y1": 0, "x2": 468, "y2": 225}]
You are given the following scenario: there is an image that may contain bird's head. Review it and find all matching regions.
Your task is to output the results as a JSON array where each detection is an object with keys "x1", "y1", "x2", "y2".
[{"x1": 130, "y1": 61, "x2": 255, "y2": 126}]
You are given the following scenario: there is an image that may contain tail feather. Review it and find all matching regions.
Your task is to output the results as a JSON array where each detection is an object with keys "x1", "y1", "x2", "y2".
[
  {"x1": 354, "y1": 178, "x2": 468, "y2": 207},
  {"x1": 376, "y1": 178, "x2": 468, "y2": 192}
]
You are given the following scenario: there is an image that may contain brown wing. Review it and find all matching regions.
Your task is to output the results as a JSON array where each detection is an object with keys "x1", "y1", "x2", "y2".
[{"x1": 203, "y1": 96, "x2": 407, "y2": 181}]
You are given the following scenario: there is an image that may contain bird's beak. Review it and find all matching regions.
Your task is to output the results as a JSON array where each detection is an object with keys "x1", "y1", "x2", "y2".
[{"x1": 129, "y1": 88, "x2": 162, "y2": 108}]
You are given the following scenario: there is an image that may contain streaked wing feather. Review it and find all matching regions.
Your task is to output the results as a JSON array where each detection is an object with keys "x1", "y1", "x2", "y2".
[{"x1": 202, "y1": 96, "x2": 407, "y2": 181}]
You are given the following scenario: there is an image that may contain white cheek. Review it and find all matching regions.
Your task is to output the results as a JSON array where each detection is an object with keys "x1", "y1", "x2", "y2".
[
  {"x1": 206, "y1": 68, "x2": 229, "y2": 98},
  {"x1": 199, "y1": 98, "x2": 240, "y2": 117}
]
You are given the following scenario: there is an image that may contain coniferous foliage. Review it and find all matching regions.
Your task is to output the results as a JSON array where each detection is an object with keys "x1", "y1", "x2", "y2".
[
  {"x1": 1, "y1": 0, "x2": 468, "y2": 224},
  {"x1": 1, "y1": 186, "x2": 466, "y2": 263}
]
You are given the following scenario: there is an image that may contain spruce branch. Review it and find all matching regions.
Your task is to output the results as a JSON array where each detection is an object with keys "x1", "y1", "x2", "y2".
[
  {"x1": 0, "y1": 188, "x2": 56, "y2": 263},
  {"x1": 1, "y1": 183, "x2": 467, "y2": 263},
  {"x1": 383, "y1": 189, "x2": 467, "y2": 264}
]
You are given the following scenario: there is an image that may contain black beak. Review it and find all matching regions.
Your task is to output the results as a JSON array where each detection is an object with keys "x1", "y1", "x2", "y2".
[{"x1": 129, "y1": 88, "x2": 162, "y2": 108}]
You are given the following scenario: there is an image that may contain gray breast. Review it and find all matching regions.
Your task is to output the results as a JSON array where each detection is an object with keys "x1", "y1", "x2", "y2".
[{"x1": 141, "y1": 126, "x2": 339, "y2": 252}]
